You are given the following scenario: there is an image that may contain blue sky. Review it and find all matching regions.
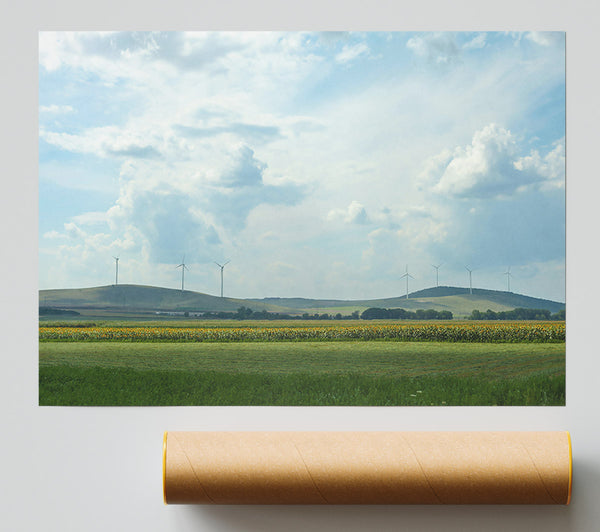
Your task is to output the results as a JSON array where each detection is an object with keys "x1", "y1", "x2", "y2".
[{"x1": 39, "y1": 31, "x2": 565, "y2": 301}]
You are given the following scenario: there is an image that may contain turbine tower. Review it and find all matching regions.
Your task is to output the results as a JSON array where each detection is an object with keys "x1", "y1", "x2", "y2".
[
  {"x1": 176, "y1": 256, "x2": 188, "y2": 292},
  {"x1": 214, "y1": 260, "x2": 230, "y2": 298},
  {"x1": 400, "y1": 265, "x2": 414, "y2": 299},
  {"x1": 504, "y1": 266, "x2": 513, "y2": 292},
  {"x1": 432, "y1": 263, "x2": 442, "y2": 288},
  {"x1": 465, "y1": 266, "x2": 473, "y2": 295},
  {"x1": 113, "y1": 256, "x2": 119, "y2": 286}
]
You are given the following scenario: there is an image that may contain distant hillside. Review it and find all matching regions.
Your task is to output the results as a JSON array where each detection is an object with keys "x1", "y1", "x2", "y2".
[
  {"x1": 407, "y1": 286, "x2": 565, "y2": 315},
  {"x1": 39, "y1": 285, "x2": 297, "y2": 315},
  {"x1": 39, "y1": 284, "x2": 565, "y2": 319},
  {"x1": 254, "y1": 286, "x2": 565, "y2": 318}
]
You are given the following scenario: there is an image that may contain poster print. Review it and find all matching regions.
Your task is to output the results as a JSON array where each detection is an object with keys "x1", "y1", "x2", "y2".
[{"x1": 39, "y1": 32, "x2": 565, "y2": 406}]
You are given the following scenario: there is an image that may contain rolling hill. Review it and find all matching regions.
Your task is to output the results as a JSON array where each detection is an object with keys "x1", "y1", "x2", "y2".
[
  {"x1": 39, "y1": 284, "x2": 294, "y2": 315},
  {"x1": 39, "y1": 284, "x2": 565, "y2": 319}
]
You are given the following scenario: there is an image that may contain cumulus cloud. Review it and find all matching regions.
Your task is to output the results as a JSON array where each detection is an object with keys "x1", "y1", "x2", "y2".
[
  {"x1": 422, "y1": 124, "x2": 565, "y2": 198},
  {"x1": 218, "y1": 146, "x2": 266, "y2": 188},
  {"x1": 64, "y1": 222, "x2": 86, "y2": 240},
  {"x1": 39, "y1": 31, "x2": 241, "y2": 76},
  {"x1": 39, "y1": 31, "x2": 326, "y2": 97},
  {"x1": 327, "y1": 200, "x2": 369, "y2": 224},
  {"x1": 102, "y1": 144, "x2": 305, "y2": 258},
  {"x1": 463, "y1": 33, "x2": 487, "y2": 50},
  {"x1": 525, "y1": 32, "x2": 564, "y2": 47},
  {"x1": 335, "y1": 42, "x2": 369, "y2": 64},
  {"x1": 406, "y1": 33, "x2": 461, "y2": 64},
  {"x1": 514, "y1": 138, "x2": 565, "y2": 189},
  {"x1": 109, "y1": 187, "x2": 221, "y2": 263}
]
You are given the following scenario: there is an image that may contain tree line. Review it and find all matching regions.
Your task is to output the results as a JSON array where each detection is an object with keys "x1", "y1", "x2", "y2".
[
  {"x1": 200, "y1": 307, "x2": 361, "y2": 321},
  {"x1": 177, "y1": 306, "x2": 565, "y2": 321},
  {"x1": 360, "y1": 307, "x2": 453, "y2": 320},
  {"x1": 468, "y1": 308, "x2": 565, "y2": 320}
]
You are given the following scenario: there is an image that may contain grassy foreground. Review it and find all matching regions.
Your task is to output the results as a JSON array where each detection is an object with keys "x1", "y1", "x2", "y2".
[{"x1": 39, "y1": 341, "x2": 565, "y2": 406}]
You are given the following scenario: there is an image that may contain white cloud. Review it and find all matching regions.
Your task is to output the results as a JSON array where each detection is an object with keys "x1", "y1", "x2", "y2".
[
  {"x1": 525, "y1": 32, "x2": 564, "y2": 47},
  {"x1": 64, "y1": 222, "x2": 86, "y2": 240},
  {"x1": 43, "y1": 230, "x2": 65, "y2": 240},
  {"x1": 514, "y1": 138, "x2": 565, "y2": 190},
  {"x1": 71, "y1": 211, "x2": 108, "y2": 225},
  {"x1": 39, "y1": 104, "x2": 74, "y2": 114},
  {"x1": 406, "y1": 33, "x2": 460, "y2": 64},
  {"x1": 463, "y1": 33, "x2": 487, "y2": 50},
  {"x1": 335, "y1": 42, "x2": 369, "y2": 64},
  {"x1": 327, "y1": 201, "x2": 369, "y2": 224},
  {"x1": 40, "y1": 126, "x2": 168, "y2": 160},
  {"x1": 423, "y1": 124, "x2": 564, "y2": 198}
]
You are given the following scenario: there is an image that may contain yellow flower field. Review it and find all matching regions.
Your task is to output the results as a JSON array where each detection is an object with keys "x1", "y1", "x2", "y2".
[{"x1": 39, "y1": 321, "x2": 565, "y2": 343}]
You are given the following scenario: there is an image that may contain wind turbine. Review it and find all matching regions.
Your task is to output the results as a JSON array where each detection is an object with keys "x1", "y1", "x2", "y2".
[
  {"x1": 504, "y1": 266, "x2": 513, "y2": 292},
  {"x1": 113, "y1": 256, "x2": 119, "y2": 286},
  {"x1": 176, "y1": 256, "x2": 189, "y2": 292},
  {"x1": 432, "y1": 263, "x2": 442, "y2": 288},
  {"x1": 214, "y1": 260, "x2": 230, "y2": 298},
  {"x1": 400, "y1": 265, "x2": 414, "y2": 299},
  {"x1": 465, "y1": 266, "x2": 473, "y2": 295}
]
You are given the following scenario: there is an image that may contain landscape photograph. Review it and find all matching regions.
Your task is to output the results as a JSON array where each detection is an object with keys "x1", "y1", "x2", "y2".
[{"x1": 39, "y1": 31, "x2": 565, "y2": 406}]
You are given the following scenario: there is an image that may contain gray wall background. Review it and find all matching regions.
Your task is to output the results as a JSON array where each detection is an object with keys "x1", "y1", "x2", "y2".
[{"x1": 2, "y1": 1, "x2": 599, "y2": 530}]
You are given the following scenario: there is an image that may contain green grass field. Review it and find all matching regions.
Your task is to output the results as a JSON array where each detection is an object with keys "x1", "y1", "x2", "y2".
[{"x1": 39, "y1": 340, "x2": 565, "y2": 406}]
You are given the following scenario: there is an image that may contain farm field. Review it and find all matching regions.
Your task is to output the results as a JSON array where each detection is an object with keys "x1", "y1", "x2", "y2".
[{"x1": 39, "y1": 320, "x2": 565, "y2": 406}]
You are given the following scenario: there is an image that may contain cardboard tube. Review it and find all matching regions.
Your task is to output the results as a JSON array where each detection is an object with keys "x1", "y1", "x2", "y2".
[{"x1": 163, "y1": 431, "x2": 572, "y2": 505}]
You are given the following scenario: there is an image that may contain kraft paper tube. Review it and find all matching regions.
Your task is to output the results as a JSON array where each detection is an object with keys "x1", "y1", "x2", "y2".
[{"x1": 163, "y1": 431, "x2": 572, "y2": 505}]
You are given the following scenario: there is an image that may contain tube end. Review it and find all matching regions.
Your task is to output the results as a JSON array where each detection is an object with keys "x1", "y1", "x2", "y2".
[
  {"x1": 566, "y1": 431, "x2": 572, "y2": 505},
  {"x1": 163, "y1": 431, "x2": 168, "y2": 505}
]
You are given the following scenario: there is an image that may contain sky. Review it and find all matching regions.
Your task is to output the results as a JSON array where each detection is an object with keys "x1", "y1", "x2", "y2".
[{"x1": 38, "y1": 31, "x2": 565, "y2": 302}]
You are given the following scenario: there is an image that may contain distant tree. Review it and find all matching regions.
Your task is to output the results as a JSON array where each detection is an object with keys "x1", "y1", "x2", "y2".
[
  {"x1": 423, "y1": 309, "x2": 438, "y2": 320},
  {"x1": 396, "y1": 308, "x2": 408, "y2": 320},
  {"x1": 235, "y1": 306, "x2": 254, "y2": 320},
  {"x1": 484, "y1": 309, "x2": 497, "y2": 320},
  {"x1": 361, "y1": 308, "x2": 388, "y2": 320}
]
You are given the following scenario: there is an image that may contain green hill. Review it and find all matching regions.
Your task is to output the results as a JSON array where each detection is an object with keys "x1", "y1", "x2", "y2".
[
  {"x1": 40, "y1": 284, "x2": 565, "y2": 320},
  {"x1": 39, "y1": 285, "x2": 296, "y2": 315},
  {"x1": 253, "y1": 286, "x2": 564, "y2": 317}
]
